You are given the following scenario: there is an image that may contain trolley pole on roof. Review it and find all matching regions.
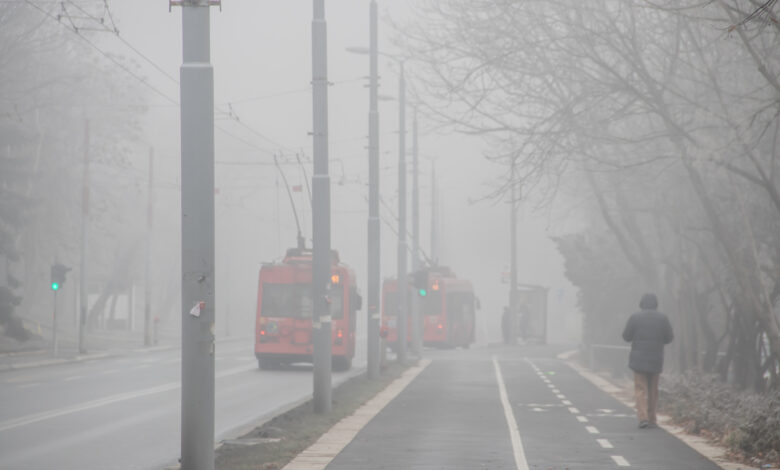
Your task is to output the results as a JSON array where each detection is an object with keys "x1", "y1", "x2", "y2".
[
  {"x1": 366, "y1": 0, "x2": 381, "y2": 380},
  {"x1": 177, "y1": 0, "x2": 217, "y2": 467},
  {"x1": 312, "y1": 0, "x2": 333, "y2": 414},
  {"x1": 397, "y1": 61, "x2": 408, "y2": 365}
]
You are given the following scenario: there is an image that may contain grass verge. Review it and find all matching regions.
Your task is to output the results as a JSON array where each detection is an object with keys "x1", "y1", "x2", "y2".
[{"x1": 215, "y1": 362, "x2": 410, "y2": 470}]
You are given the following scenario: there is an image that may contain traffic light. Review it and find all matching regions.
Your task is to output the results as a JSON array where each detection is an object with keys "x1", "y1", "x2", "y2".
[
  {"x1": 413, "y1": 269, "x2": 428, "y2": 297},
  {"x1": 50, "y1": 263, "x2": 71, "y2": 291}
]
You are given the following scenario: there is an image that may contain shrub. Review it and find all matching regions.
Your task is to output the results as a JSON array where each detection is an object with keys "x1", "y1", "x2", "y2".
[{"x1": 660, "y1": 371, "x2": 780, "y2": 466}]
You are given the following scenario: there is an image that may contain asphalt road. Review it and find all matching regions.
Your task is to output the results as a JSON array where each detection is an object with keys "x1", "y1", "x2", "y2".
[
  {"x1": 326, "y1": 345, "x2": 722, "y2": 470},
  {"x1": 0, "y1": 336, "x2": 365, "y2": 470}
]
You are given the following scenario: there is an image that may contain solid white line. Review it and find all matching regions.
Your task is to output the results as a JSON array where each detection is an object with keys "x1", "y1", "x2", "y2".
[
  {"x1": 493, "y1": 355, "x2": 530, "y2": 470},
  {"x1": 586, "y1": 426, "x2": 600, "y2": 434},
  {"x1": 577, "y1": 416, "x2": 588, "y2": 422},
  {"x1": 597, "y1": 439, "x2": 613, "y2": 449},
  {"x1": 612, "y1": 455, "x2": 630, "y2": 466},
  {"x1": 0, "y1": 364, "x2": 255, "y2": 433}
]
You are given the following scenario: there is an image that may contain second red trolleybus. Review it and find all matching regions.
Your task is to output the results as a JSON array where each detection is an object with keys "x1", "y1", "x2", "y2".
[
  {"x1": 382, "y1": 266, "x2": 476, "y2": 350},
  {"x1": 255, "y1": 246, "x2": 361, "y2": 371}
]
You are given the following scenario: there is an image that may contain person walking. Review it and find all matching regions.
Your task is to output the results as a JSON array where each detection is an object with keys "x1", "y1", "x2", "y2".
[{"x1": 622, "y1": 293, "x2": 674, "y2": 429}]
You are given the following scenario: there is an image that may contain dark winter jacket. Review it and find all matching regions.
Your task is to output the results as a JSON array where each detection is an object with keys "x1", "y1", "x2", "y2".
[{"x1": 622, "y1": 309, "x2": 674, "y2": 374}]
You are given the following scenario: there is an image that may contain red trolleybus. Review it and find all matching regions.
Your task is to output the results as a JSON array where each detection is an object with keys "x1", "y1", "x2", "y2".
[
  {"x1": 255, "y1": 247, "x2": 361, "y2": 371},
  {"x1": 382, "y1": 267, "x2": 476, "y2": 350}
]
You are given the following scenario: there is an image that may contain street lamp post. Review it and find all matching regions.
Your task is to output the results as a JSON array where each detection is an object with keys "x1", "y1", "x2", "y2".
[
  {"x1": 346, "y1": 28, "x2": 413, "y2": 369},
  {"x1": 178, "y1": 0, "x2": 217, "y2": 467},
  {"x1": 312, "y1": 0, "x2": 332, "y2": 414},
  {"x1": 410, "y1": 108, "x2": 422, "y2": 357},
  {"x1": 366, "y1": 0, "x2": 381, "y2": 380},
  {"x1": 396, "y1": 61, "x2": 408, "y2": 365}
]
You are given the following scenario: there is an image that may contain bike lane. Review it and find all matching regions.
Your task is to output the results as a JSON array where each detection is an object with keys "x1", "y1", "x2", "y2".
[{"x1": 499, "y1": 354, "x2": 722, "y2": 469}]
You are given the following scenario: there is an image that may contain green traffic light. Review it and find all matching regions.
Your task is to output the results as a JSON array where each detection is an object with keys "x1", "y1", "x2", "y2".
[
  {"x1": 419, "y1": 289, "x2": 427, "y2": 297},
  {"x1": 51, "y1": 282, "x2": 59, "y2": 291}
]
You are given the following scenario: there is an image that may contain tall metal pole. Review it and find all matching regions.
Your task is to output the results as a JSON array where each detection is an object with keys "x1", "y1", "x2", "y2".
[
  {"x1": 410, "y1": 107, "x2": 422, "y2": 356},
  {"x1": 509, "y1": 156, "x2": 518, "y2": 345},
  {"x1": 397, "y1": 62, "x2": 408, "y2": 365},
  {"x1": 430, "y1": 160, "x2": 437, "y2": 263},
  {"x1": 180, "y1": 1, "x2": 216, "y2": 468},
  {"x1": 312, "y1": 0, "x2": 332, "y2": 413},
  {"x1": 366, "y1": 0, "x2": 381, "y2": 380},
  {"x1": 412, "y1": 108, "x2": 420, "y2": 272},
  {"x1": 52, "y1": 290, "x2": 58, "y2": 357},
  {"x1": 144, "y1": 147, "x2": 154, "y2": 346},
  {"x1": 78, "y1": 119, "x2": 89, "y2": 354}
]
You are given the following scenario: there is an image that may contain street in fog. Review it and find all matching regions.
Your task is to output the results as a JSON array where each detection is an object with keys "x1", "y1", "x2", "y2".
[
  {"x1": 1, "y1": 0, "x2": 779, "y2": 469},
  {"x1": 0, "y1": 338, "x2": 365, "y2": 470}
]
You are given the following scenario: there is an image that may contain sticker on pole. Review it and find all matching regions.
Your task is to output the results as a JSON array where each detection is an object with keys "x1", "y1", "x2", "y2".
[{"x1": 190, "y1": 301, "x2": 205, "y2": 318}]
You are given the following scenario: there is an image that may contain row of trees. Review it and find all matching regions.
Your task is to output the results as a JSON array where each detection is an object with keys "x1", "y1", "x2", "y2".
[
  {"x1": 400, "y1": 0, "x2": 780, "y2": 391},
  {"x1": 0, "y1": 3, "x2": 154, "y2": 340}
]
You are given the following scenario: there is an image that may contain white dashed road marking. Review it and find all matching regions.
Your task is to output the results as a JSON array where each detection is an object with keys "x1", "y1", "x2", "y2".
[
  {"x1": 585, "y1": 426, "x2": 599, "y2": 434},
  {"x1": 597, "y1": 439, "x2": 613, "y2": 449},
  {"x1": 64, "y1": 376, "x2": 84, "y2": 382},
  {"x1": 568, "y1": 407, "x2": 579, "y2": 414},
  {"x1": 611, "y1": 455, "x2": 631, "y2": 466},
  {"x1": 577, "y1": 416, "x2": 588, "y2": 423}
]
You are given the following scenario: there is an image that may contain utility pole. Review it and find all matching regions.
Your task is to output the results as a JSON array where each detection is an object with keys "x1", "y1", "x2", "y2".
[
  {"x1": 312, "y1": 0, "x2": 332, "y2": 413},
  {"x1": 52, "y1": 289, "x2": 59, "y2": 357},
  {"x1": 178, "y1": 0, "x2": 217, "y2": 468},
  {"x1": 410, "y1": 108, "x2": 422, "y2": 356},
  {"x1": 397, "y1": 61, "x2": 408, "y2": 365},
  {"x1": 366, "y1": 0, "x2": 381, "y2": 380},
  {"x1": 144, "y1": 147, "x2": 154, "y2": 346},
  {"x1": 78, "y1": 120, "x2": 89, "y2": 354},
  {"x1": 430, "y1": 160, "x2": 437, "y2": 263},
  {"x1": 509, "y1": 156, "x2": 518, "y2": 345}
]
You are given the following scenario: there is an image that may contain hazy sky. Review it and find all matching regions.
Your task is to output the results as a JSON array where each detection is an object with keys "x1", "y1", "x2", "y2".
[{"x1": 92, "y1": 1, "x2": 579, "y2": 343}]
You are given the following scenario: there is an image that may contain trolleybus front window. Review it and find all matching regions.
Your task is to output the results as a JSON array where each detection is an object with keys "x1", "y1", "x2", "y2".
[{"x1": 261, "y1": 284, "x2": 313, "y2": 319}]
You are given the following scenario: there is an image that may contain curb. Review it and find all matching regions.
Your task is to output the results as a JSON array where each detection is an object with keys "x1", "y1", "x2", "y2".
[
  {"x1": 160, "y1": 363, "x2": 371, "y2": 470},
  {"x1": 559, "y1": 350, "x2": 749, "y2": 470}
]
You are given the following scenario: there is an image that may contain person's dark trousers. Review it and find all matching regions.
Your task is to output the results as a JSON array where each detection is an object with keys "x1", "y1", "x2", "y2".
[{"x1": 633, "y1": 371, "x2": 660, "y2": 425}]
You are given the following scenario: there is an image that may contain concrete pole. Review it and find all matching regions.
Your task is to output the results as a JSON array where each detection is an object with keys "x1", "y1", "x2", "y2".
[
  {"x1": 144, "y1": 147, "x2": 154, "y2": 346},
  {"x1": 180, "y1": 1, "x2": 216, "y2": 468},
  {"x1": 366, "y1": 0, "x2": 381, "y2": 380},
  {"x1": 410, "y1": 108, "x2": 422, "y2": 356},
  {"x1": 397, "y1": 61, "x2": 408, "y2": 365},
  {"x1": 509, "y1": 156, "x2": 518, "y2": 345},
  {"x1": 312, "y1": 0, "x2": 332, "y2": 414},
  {"x1": 78, "y1": 120, "x2": 89, "y2": 354}
]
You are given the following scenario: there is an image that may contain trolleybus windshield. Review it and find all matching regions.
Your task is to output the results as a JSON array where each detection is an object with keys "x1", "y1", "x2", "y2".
[{"x1": 261, "y1": 283, "x2": 344, "y2": 319}]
